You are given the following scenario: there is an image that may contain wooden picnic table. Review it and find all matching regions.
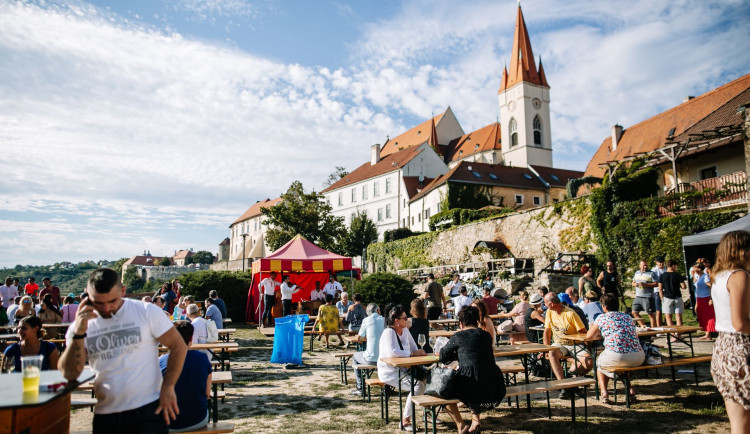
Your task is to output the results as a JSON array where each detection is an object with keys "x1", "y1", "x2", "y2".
[
  {"x1": 42, "y1": 323, "x2": 72, "y2": 329},
  {"x1": 210, "y1": 370, "x2": 232, "y2": 423},
  {"x1": 159, "y1": 342, "x2": 238, "y2": 370},
  {"x1": 217, "y1": 328, "x2": 235, "y2": 343}
]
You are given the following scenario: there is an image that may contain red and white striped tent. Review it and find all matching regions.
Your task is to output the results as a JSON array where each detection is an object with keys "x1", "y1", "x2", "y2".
[{"x1": 245, "y1": 235, "x2": 353, "y2": 322}]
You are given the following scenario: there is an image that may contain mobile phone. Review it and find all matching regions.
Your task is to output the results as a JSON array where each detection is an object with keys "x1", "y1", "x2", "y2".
[{"x1": 80, "y1": 297, "x2": 93, "y2": 307}]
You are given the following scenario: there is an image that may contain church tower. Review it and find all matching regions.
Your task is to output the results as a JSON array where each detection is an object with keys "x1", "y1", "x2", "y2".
[{"x1": 498, "y1": 5, "x2": 552, "y2": 167}]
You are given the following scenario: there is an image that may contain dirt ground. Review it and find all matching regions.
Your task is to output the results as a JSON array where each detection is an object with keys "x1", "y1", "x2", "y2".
[{"x1": 69, "y1": 325, "x2": 730, "y2": 433}]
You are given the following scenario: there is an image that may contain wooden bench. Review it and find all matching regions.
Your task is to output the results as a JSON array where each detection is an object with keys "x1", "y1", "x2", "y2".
[
  {"x1": 332, "y1": 351, "x2": 355, "y2": 384},
  {"x1": 72, "y1": 422, "x2": 234, "y2": 434},
  {"x1": 354, "y1": 363, "x2": 378, "y2": 399},
  {"x1": 601, "y1": 355, "x2": 712, "y2": 408},
  {"x1": 365, "y1": 378, "x2": 396, "y2": 423},
  {"x1": 505, "y1": 377, "x2": 596, "y2": 424},
  {"x1": 411, "y1": 395, "x2": 461, "y2": 434},
  {"x1": 497, "y1": 363, "x2": 524, "y2": 408}
]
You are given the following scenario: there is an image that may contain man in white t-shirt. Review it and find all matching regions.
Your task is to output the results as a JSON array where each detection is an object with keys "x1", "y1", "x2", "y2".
[
  {"x1": 310, "y1": 281, "x2": 325, "y2": 301},
  {"x1": 186, "y1": 303, "x2": 211, "y2": 361},
  {"x1": 444, "y1": 274, "x2": 463, "y2": 298},
  {"x1": 452, "y1": 287, "x2": 473, "y2": 316},
  {"x1": 280, "y1": 275, "x2": 301, "y2": 317},
  {"x1": 323, "y1": 275, "x2": 343, "y2": 299},
  {"x1": 258, "y1": 272, "x2": 281, "y2": 327},
  {"x1": 59, "y1": 268, "x2": 187, "y2": 433},
  {"x1": 0, "y1": 277, "x2": 18, "y2": 308}
]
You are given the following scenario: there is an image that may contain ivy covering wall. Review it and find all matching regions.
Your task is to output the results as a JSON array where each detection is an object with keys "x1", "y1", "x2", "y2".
[{"x1": 366, "y1": 231, "x2": 439, "y2": 272}]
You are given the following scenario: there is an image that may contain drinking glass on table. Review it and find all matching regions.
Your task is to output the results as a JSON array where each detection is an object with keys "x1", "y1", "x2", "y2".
[
  {"x1": 2, "y1": 356, "x2": 15, "y2": 374},
  {"x1": 417, "y1": 334, "x2": 426, "y2": 349},
  {"x1": 429, "y1": 336, "x2": 436, "y2": 350},
  {"x1": 21, "y1": 355, "x2": 43, "y2": 392}
]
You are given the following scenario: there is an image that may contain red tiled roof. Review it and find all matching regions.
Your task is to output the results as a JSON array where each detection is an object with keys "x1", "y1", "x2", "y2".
[
  {"x1": 402, "y1": 176, "x2": 435, "y2": 199},
  {"x1": 444, "y1": 122, "x2": 501, "y2": 162},
  {"x1": 232, "y1": 197, "x2": 283, "y2": 225},
  {"x1": 410, "y1": 161, "x2": 547, "y2": 202},
  {"x1": 583, "y1": 73, "x2": 750, "y2": 178},
  {"x1": 530, "y1": 165, "x2": 584, "y2": 188},
  {"x1": 321, "y1": 146, "x2": 425, "y2": 193},
  {"x1": 380, "y1": 113, "x2": 444, "y2": 157},
  {"x1": 127, "y1": 255, "x2": 170, "y2": 266}
]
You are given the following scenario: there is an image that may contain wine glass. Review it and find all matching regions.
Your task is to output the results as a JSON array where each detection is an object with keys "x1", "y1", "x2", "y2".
[
  {"x1": 2, "y1": 357, "x2": 15, "y2": 374},
  {"x1": 417, "y1": 334, "x2": 426, "y2": 349},
  {"x1": 429, "y1": 336, "x2": 436, "y2": 350}
]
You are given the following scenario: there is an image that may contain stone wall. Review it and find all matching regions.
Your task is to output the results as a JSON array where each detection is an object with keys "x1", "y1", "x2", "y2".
[
  {"x1": 210, "y1": 260, "x2": 247, "y2": 272},
  {"x1": 135, "y1": 265, "x2": 210, "y2": 282}
]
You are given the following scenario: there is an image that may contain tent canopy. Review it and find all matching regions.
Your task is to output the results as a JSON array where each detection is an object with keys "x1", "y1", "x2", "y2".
[
  {"x1": 682, "y1": 214, "x2": 750, "y2": 246},
  {"x1": 251, "y1": 234, "x2": 352, "y2": 273}
]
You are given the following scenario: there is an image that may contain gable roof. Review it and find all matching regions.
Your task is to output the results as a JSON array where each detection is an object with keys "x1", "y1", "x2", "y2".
[
  {"x1": 410, "y1": 161, "x2": 548, "y2": 202},
  {"x1": 321, "y1": 145, "x2": 425, "y2": 193},
  {"x1": 380, "y1": 112, "x2": 444, "y2": 157},
  {"x1": 583, "y1": 73, "x2": 750, "y2": 178},
  {"x1": 402, "y1": 176, "x2": 435, "y2": 199},
  {"x1": 125, "y1": 255, "x2": 170, "y2": 267},
  {"x1": 173, "y1": 250, "x2": 192, "y2": 260},
  {"x1": 530, "y1": 165, "x2": 584, "y2": 188},
  {"x1": 232, "y1": 197, "x2": 282, "y2": 226},
  {"x1": 444, "y1": 122, "x2": 502, "y2": 162}
]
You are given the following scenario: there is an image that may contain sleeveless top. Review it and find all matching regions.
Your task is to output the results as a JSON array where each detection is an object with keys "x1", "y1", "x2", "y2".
[
  {"x1": 602, "y1": 270, "x2": 619, "y2": 295},
  {"x1": 524, "y1": 308, "x2": 543, "y2": 342},
  {"x1": 712, "y1": 269, "x2": 748, "y2": 333}
]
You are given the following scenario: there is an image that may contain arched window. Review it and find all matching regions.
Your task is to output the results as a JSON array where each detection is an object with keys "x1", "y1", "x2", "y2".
[
  {"x1": 533, "y1": 115, "x2": 542, "y2": 146},
  {"x1": 509, "y1": 118, "x2": 518, "y2": 147}
]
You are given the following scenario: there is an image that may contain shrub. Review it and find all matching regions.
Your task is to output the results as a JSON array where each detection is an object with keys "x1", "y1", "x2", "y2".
[
  {"x1": 383, "y1": 228, "x2": 424, "y2": 242},
  {"x1": 353, "y1": 272, "x2": 418, "y2": 313},
  {"x1": 178, "y1": 270, "x2": 253, "y2": 321}
]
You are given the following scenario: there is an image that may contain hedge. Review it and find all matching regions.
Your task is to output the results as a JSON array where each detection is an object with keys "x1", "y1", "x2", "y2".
[
  {"x1": 178, "y1": 270, "x2": 253, "y2": 321},
  {"x1": 352, "y1": 272, "x2": 418, "y2": 313}
]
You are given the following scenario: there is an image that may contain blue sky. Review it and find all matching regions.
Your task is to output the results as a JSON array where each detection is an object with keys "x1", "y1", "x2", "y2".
[{"x1": 1, "y1": 0, "x2": 749, "y2": 267}]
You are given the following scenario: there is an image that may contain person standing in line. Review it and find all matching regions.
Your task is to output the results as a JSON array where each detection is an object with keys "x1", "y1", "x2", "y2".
[
  {"x1": 59, "y1": 268, "x2": 187, "y2": 433},
  {"x1": 208, "y1": 290, "x2": 227, "y2": 318},
  {"x1": 709, "y1": 231, "x2": 750, "y2": 434},
  {"x1": 693, "y1": 263, "x2": 716, "y2": 341},
  {"x1": 39, "y1": 278, "x2": 61, "y2": 307},
  {"x1": 0, "y1": 277, "x2": 18, "y2": 309},
  {"x1": 258, "y1": 272, "x2": 280, "y2": 327},
  {"x1": 280, "y1": 276, "x2": 301, "y2": 317},
  {"x1": 652, "y1": 257, "x2": 667, "y2": 327},
  {"x1": 631, "y1": 260, "x2": 658, "y2": 326},
  {"x1": 204, "y1": 298, "x2": 223, "y2": 331}
]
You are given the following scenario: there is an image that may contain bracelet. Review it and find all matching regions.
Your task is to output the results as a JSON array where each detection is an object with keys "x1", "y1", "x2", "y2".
[{"x1": 72, "y1": 333, "x2": 87, "y2": 340}]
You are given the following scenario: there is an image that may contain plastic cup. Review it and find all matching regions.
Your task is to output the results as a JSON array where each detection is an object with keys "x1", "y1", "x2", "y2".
[{"x1": 21, "y1": 355, "x2": 43, "y2": 392}]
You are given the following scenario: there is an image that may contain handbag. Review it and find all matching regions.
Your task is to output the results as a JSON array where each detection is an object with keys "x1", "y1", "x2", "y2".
[{"x1": 424, "y1": 365, "x2": 457, "y2": 398}]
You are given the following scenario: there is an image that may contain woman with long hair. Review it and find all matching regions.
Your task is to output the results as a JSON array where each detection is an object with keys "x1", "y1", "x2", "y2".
[
  {"x1": 377, "y1": 304, "x2": 426, "y2": 430},
  {"x1": 710, "y1": 231, "x2": 750, "y2": 434},
  {"x1": 37, "y1": 293, "x2": 63, "y2": 339},
  {"x1": 2, "y1": 316, "x2": 59, "y2": 372},
  {"x1": 14, "y1": 295, "x2": 36, "y2": 321},
  {"x1": 472, "y1": 299, "x2": 496, "y2": 346}
]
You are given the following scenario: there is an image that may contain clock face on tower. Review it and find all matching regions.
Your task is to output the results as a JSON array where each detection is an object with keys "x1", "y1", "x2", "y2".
[{"x1": 532, "y1": 98, "x2": 542, "y2": 109}]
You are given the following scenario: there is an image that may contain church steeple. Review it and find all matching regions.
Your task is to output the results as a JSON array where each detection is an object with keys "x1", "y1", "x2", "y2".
[
  {"x1": 499, "y1": 5, "x2": 548, "y2": 92},
  {"x1": 429, "y1": 115, "x2": 439, "y2": 152}
]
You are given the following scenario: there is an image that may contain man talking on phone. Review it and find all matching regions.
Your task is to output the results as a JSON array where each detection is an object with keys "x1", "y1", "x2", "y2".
[{"x1": 59, "y1": 268, "x2": 187, "y2": 433}]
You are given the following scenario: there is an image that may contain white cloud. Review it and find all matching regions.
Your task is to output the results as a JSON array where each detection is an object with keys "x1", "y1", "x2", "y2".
[{"x1": 0, "y1": 0, "x2": 748, "y2": 266}]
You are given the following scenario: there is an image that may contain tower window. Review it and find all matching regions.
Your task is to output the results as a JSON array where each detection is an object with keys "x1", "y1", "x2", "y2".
[
  {"x1": 533, "y1": 116, "x2": 542, "y2": 146},
  {"x1": 509, "y1": 118, "x2": 518, "y2": 147}
]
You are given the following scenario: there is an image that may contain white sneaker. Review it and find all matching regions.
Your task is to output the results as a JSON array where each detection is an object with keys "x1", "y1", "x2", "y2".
[{"x1": 349, "y1": 389, "x2": 362, "y2": 396}]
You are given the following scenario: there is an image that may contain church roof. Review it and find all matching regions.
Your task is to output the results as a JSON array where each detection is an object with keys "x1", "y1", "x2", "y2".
[
  {"x1": 583, "y1": 73, "x2": 750, "y2": 178},
  {"x1": 380, "y1": 112, "x2": 445, "y2": 157},
  {"x1": 499, "y1": 5, "x2": 548, "y2": 92},
  {"x1": 443, "y1": 122, "x2": 502, "y2": 162}
]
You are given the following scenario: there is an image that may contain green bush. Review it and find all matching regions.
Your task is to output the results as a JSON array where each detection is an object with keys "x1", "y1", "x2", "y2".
[
  {"x1": 178, "y1": 270, "x2": 253, "y2": 321},
  {"x1": 383, "y1": 228, "x2": 424, "y2": 242},
  {"x1": 353, "y1": 272, "x2": 418, "y2": 313}
]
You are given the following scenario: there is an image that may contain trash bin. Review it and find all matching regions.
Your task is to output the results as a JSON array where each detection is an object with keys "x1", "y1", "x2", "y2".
[{"x1": 270, "y1": 314, "x2": 309, "y2": 365}]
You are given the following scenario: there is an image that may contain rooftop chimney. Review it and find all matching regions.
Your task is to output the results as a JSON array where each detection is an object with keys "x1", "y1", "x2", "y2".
[
  {"x1": 683, "y1": 96, "x2": 695, "y2": 103},
  {"x1": 371, "y1": 144, "x2": 381, "y2": 166},
  {"x1": 611, "y1": 124, "x2": 623, "y2": 151}
]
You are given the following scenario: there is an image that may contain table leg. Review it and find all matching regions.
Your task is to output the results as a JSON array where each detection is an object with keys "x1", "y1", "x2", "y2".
[
  {"x1": 591, "y1": 341, "x2": 599, "y2": 400},
  {"x1": 409, "y1": 367, "x2": 416, "y2": 433},
  {"x1": 212, "y1": 383, "x2": 218, "y2": 423},
  {"x1": 666, "y1": 333, "x2": 676, "y2": 381},
  {"x1": 522, "y1": 353, "x2": 531, "y2": 411}
]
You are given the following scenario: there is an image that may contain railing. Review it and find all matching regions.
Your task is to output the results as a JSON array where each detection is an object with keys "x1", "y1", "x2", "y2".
[
  {"x1": 644, "y1": 171, "x2": 747, "y2": 217},
  {"x1": 397, "y1": 257, "x2": 534, "y2": 281}
]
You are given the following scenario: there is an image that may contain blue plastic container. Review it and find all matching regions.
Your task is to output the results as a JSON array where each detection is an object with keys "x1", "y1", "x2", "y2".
[{"x1": 270, "y1": 314, "x2": 309, "y2": 365}]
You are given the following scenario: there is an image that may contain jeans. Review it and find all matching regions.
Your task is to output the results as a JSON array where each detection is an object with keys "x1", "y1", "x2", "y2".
[
  {"x1": 92, "y1": 399, "x2": 167, "y2": 434},
  {"x1": 262, "y1": 294, "x2": 275, "y2": 325},
  {"x1": 352, "y1": 351, "x2": 372, "y2": 390}
]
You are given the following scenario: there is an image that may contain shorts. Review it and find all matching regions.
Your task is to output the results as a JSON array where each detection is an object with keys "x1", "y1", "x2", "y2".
[
  {"x1": 552, "y1": 342, "x2": 590, "y2": 358},
  {"x1": 632, "y1": 296, "x2": 655, "y2": 314},
  {"x1": 662, "y1": 297, "x2": 684, "y2": 314},
  {"x1": 652, "y1": 292, "x2": 662, "y2": 311}
]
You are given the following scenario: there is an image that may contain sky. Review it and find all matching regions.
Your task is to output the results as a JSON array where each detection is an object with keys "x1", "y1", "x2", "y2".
[{"x1": 0, "y1": 0, "x2": 749, "y2": 268}]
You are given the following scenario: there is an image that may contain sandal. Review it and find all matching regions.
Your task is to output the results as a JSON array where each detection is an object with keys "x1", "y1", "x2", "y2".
[{"x1": 600, "y1": 394, "x2": 611, "y2": 404}]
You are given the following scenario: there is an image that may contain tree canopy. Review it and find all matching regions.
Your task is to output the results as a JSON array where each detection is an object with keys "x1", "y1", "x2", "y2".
[
  {"x1": 188, "y1": 250, "x2": 215, "y2": 265},
  {"x1": 261, "y1": 180, "x2": 345, "y2": 252},
  {"x1": 323, "y1": 166, "x2": 349, "y2": 188},
  {"x1": 340, "y1": 211, "x2": 379, "y2": 257}
]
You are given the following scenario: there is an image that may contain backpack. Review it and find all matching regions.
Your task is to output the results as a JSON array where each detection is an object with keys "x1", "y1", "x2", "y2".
[{"x1": 205, "y1": 318, "x2": 219, "y2": 343}]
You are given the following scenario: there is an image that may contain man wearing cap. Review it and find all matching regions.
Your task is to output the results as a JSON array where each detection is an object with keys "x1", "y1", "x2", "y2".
[
  {"x1": 39, "y1": 278, "x2": 61, "y2": 307},
  {"x1": 543, "y1": 293, "x2": 592, "y2": 399},
  {"x1": 651, "y1": 257, "x2": 666, "y2": 327}
]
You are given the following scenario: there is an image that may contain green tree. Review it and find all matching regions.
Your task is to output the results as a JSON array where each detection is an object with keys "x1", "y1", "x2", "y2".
[
  {"x1": 261, "y1": 180, "x2": 345, "y2": 252},
  {"x1": 341, "y1": 211, "x2": 379, "y2": 257},
  {"x1": 189, "y1": 250, "x2": 215, "y2": 265},
  {"x1": 353, "y1": 272, "x2": 417, "y2": 313},
  {"x1": 323, "y1": 166, "x2": 349, "y2": 188},
  {"x1": 159, "y1": 257, "x2": 172, "y2": 266},
  {"x1": 445, "y1": 182, "x2": 492, "y2": 209},
  {"x1": 122, "y1": 267, "x2": 144, "y2": 292}
]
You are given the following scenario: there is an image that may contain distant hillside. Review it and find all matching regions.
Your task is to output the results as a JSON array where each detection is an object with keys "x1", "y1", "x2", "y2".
[{"x1": 0, "y1": 259, "x2": 127, "y2": 296}]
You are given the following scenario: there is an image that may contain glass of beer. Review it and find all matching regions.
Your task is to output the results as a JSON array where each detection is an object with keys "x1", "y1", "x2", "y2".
[{"x1": 21, "y1": 355, "x2": 43, "y2": 392}]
